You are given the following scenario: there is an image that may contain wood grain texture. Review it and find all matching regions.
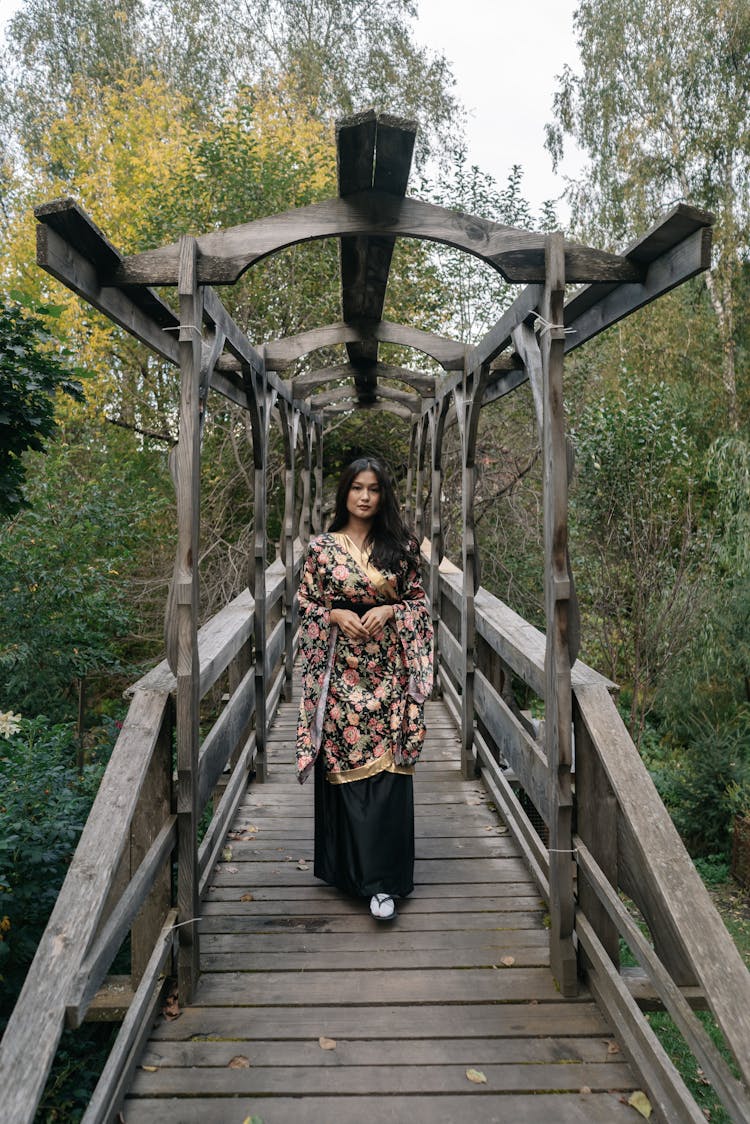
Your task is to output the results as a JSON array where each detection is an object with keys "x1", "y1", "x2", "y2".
[
  {"x1": 111, "y1": 193, "x2": 646, "y2": 285},
  {"x1": 264, "y1": 320, "x2": 465, "y2": 371},
  {"x1": 122, "y1": 679, "x2": 640, "y2": 1121}
]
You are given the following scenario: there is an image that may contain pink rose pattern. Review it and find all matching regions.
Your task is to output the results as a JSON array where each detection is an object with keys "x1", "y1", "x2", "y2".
[{"x1": 296, "y1": 534, "x2": 434, "y2": 783}]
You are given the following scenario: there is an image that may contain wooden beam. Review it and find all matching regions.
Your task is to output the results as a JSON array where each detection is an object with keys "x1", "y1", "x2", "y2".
[
  {"x1": 111, "y1": 193, "x2": 646, "y2": 286},
  {"x1": 322, "y1": 399, "x2": 413, "y2": 421},
  {"x1": 564, "y1": 220, "x2": 712, "y2": 353},
  {"x1": 35, "y1": 203, "x2": 180, "y2": 366},
  {"x1": 309, "y1": 384, "x2": 421, "y2": 412},
  {"x1": 292, "y1": 361, "x2": 436, "y2": 397},
  {"x1": 264, "y1": 319, "x2": 465, "y2": 371},
  {"x1": 337, "y1": 112, "x2": 417, "y2": 398}
]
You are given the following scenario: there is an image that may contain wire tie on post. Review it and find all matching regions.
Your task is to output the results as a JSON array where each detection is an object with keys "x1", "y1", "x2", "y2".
[
  {"x1": 548, "y1": 847, "x2": 578, "y2": 855},
  {"x1": 535, "y1": 315, "x2": 577, "y2": 337}
]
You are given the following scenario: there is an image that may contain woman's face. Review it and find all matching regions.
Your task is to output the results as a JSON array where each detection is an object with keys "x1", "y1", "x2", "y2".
[{"x1": 346, "y1": 469, "x2": 382, "y2": 521}]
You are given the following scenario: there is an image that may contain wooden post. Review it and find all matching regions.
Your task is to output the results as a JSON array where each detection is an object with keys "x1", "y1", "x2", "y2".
[
  {"x1": 457, "y1": 368, "x2": 487, "y2": 780},
  {"x1": 428, "y1": 400, "x2": 449, "y2": 701},
  {"x1": 541, "y1": 232, "x2": 577, "y2": 996},
  {"x1": 299, "y1": 415, "x2": 313, "y2": 546},
  {"x1": 246, "y1": 371, "x2": 275, "y2": 781},
  {"x1": 130, "y1": 698, "x2": 174, "y2": 984},
  {"x1": 169, "y1": 235, "x2": 203, "y2": 1003},
  {"x1": 404, "y1": 421, "x2": 417, "y2": 528},
  {"x1": 279, "y1": 400, "x2": 298, "y2": 701},
  {"x1": 414, "y1": 415, "x2": 428, "y2": 546},
  {"x1": 313, "y1": 417, "x2": 323, "y2": 534},
  {"x1": 574, "y1": 696, "x2": 620, "y2": 968}
]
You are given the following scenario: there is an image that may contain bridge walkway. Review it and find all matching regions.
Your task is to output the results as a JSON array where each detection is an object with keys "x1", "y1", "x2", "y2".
[{"x1": 123, "y1": 680, "x2": 641, "y2": 1122}]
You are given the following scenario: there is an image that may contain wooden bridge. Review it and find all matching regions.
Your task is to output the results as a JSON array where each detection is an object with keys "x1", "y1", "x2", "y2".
[{"x1": 2, "y1": 110, "x2": 750, "y2": 1122}]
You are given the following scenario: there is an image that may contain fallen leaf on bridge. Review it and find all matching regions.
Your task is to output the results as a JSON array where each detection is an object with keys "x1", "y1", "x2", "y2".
[
  {"x1": 141, "y1": 1065, "x2": 158, "y2": 1072},
  {"x1": 628, "y1": 1090, "x2": 653, "y2": 1118},
  {"x1": 607, "y1": 1040, "x2": 620, "y2": 1055},
  {"x1": 319, "y1": 1036, "x2": 336, "y2": 1049},
  {"x1": 228, "y1": 1055, "x2": 250, "y2": 1068},
  {"x1": 222, "y1": 846, "x2": 233, "y2": 862},
  {"x1": 466, "y1": 1068, "x2": 487, "y2": 1084},
  {"x1": 500, "y1": 956, "x2": 515, "y2": 967},
  {"x1": 240, "y1": 893, "x2": 254, "y2": 902}
]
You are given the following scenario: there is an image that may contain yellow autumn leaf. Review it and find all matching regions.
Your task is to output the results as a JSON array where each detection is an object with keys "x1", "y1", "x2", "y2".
[
  {"x1": 240, "y1": 893, "x2": 254, "y2": 902},
  {"x1": 628, "y1": 1090, "x2": 653, "y2": 1118},
  {"x1": 228, "y1": 1055, "x2": 250, "y2": 1068},
  {"x1": 222, "y1": 846, "x2": 233, "y2": 862},
  {"x1": 141, "y1": 1065, "x2": 158, "y2": 1072},
  {"x1": 466, "y1": 1068, "x2": 488, "y2": 1084}
]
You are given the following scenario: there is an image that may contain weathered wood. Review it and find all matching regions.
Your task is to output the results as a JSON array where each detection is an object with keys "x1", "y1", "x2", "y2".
[
  {"x1": 198, "y1": 735, "x2": 256, "y2": 897},
  {"x1": 293, "y1": 361, "x2": 436, "y2": 397},
  {"x1": 576, "y1": 682, "x2": 750, "y2": 1086},
  {"x1": 129, "y1": 699, "x2": 173, "y2": 984},
  {"x1": 173, "y1": 236, "x2": 203, "y2": 1003},
  {"x1": 0, "y1": 688, "x2": 169, "y2": 1123},
  {"x1": 541, "y1": 233, "x2": 576, "y2": 997},
  {"x1": 82, "y1": 910, "x2": 177, "y2": 1124},
  {"x1": 574, "y1": 696, "x2": 620, "y2": 969},
  {"x1": 67, "y1": 817, "x2": 177, "y2": 1026},
  {"x1": 264, "y1": 320, "x2": 465, "y2": 371},
  {"x1": 197, "y1": 668, "x2": 256, "y2": 812},
  {"x1": 563, "y1": 207, "x2": 712, "y2": 353},
  {"x1": 475, "y1": 731, "x2": 550, "y2": 900},
  {"x1": 577, "y1": 913, "x2": 706, "y2": 1124},
  {"x1": 338, "y1": 112, "x2": 415, "y2": 397},
  {"x1": 474, "y1": 669, "x2": 550, "y2": 824},
  {"x1": 575, "y1": 840, "x2": 750, "y2": 1121},
  {"x1": 140, "y1": 1035, "x2": 621, "y2": 1067},
  {"x1": 111, "y1": 193, "x2": 646, "y2": 286},
  {"x1": 123, "y1": 1094, "x2": 639, "y2": 1124},
  {"x1": 34, "y1": 199, "x2": 180, "y2": 365}
]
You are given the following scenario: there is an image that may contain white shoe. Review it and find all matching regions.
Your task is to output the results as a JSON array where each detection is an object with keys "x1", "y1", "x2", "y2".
[{"x1": 370, "y1": 893, "x2": 395, "y2": 920}]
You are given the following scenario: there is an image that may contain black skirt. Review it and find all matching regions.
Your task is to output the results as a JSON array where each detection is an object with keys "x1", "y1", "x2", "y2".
[{"x1": 314, "y1": 754, "x2": 414, "y2": 899}]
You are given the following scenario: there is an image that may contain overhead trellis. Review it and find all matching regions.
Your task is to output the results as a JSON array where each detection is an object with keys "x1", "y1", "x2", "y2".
[{"x1": 34, "y1": 107, "x2": 713, "y2": 1002}]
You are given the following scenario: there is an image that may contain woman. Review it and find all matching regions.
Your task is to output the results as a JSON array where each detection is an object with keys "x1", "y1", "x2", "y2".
[{"x1": 296, "y1": 457, "x2": 433, "y2": 920}]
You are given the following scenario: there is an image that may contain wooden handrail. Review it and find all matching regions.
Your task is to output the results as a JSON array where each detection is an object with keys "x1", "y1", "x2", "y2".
[
  {"x1": 0, "y1": 557, "x2": 296, "y2": 1124},
  {"x1": 434, "y1": 563, "x2": 750, "y2": 1120}
]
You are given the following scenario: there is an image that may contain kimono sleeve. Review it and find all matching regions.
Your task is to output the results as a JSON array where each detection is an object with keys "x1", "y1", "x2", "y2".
[
  {"x1": 296, "y1": 540, "x2": 334, "y2": 783},
  {"x1": 392, "y1": 558, "x2": 434, "y2": 704}
]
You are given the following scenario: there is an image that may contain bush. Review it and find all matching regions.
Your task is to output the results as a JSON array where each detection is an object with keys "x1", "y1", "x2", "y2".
[
  {"x1": 0, "y1": 715, "x2": 115, "y2": 1019},
  {"x1": 650, "y1": 713, "x2": 750, "y2": 858}
]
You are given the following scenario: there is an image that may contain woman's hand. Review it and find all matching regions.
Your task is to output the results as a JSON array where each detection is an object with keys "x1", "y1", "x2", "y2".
[
  {"x1": 331, "y1": 608, "x2": 370, "y2": 640},
  {"x1": 360, "y1": 604, "x2": 395, "y2": 639}
]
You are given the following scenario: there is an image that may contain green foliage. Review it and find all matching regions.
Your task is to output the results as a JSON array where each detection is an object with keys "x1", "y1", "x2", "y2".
[
  {"x1": 0, "y1": 716, "x2": 114, "y2": 1016},
  {"x1": 0, "y1": 300, "x2": 85, "y2": 518},
  {"x1": 649, "y1": 713, "x2": 750, "y2": 857},
  {"x1": 571, "y1": 381, "x2": 705, "y2": 738},
  {"x1": 0, "y1": 430, "x2": 173, "y2": 722}
]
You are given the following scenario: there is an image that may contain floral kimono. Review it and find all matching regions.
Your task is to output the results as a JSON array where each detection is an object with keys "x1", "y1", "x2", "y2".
[{"x1": 296, "y1": 533, "x2": 434, "y2": 786}]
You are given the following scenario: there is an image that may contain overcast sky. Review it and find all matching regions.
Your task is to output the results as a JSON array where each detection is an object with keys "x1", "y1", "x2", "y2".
[{"x1": 0, "y1": 0, "x2": 587, "y2": 217}]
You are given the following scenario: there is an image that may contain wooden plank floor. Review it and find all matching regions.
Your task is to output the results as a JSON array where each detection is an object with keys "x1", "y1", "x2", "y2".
[{"x1": 124, "y1": 682, "x2": 642, "y2": 1123}]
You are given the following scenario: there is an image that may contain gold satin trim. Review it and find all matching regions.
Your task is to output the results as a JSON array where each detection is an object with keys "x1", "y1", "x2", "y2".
[
  {"x1": 332, "y1": 533, "x2": 398, "y2": 602},
  {"x1": 326, "y1": 747, "x2": 414, "y2": 785}
]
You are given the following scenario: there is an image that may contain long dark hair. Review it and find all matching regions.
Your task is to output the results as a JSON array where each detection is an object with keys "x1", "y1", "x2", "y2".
[{"x1": 328, "y1": 457, "x2": 419, "y2": 573}]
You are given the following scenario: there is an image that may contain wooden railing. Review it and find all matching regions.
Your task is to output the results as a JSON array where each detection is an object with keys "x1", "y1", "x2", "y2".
[
  {"x1": 0, "y1": 550, "x2": 302, "y2": 1124},
  {"x1": 432, "y1": 556, "x2": 750, "y2": 1123}
]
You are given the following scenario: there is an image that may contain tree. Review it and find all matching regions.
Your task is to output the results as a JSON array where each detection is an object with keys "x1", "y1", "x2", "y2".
[
  {"x1": 0, "y1": 299, "x2": 84, "y2": 518},
  {"x1": 547, "y1": 0, "x2": 750, "y2": 428},
  {"x1": 2, "y1": 0, "x2": 460, "y2": 162},
  {"x1": 571, "y1": 380, "x2": 706, "y2": 742}
]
